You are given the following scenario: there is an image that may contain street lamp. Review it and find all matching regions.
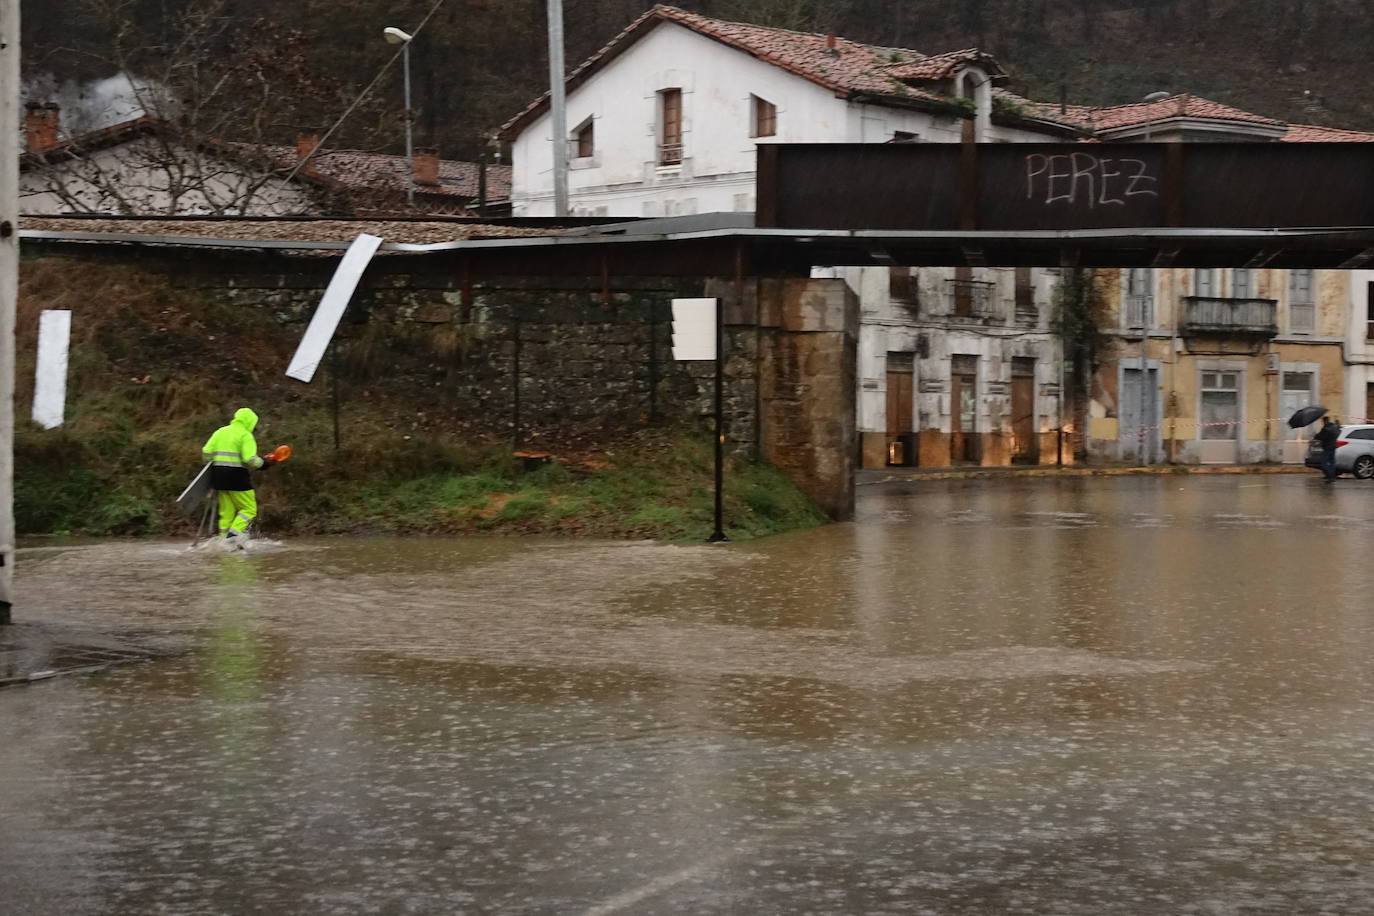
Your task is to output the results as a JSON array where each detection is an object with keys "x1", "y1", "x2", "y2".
[
  {"x1": 383, "y1": 26, "x2": 415, "y2": 206},
  {"x1": 1141, "y1": 90, "x2": 1170, "y2": 142}
]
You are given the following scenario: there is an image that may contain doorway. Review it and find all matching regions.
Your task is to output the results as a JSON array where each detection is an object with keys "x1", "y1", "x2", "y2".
[
  {"x1": 951, "y1": 355, "x2": 979, "y2": 464},
  {"x1": 1011, "y1": 357, "x2": 1038, "y2": 464},
  {"x1": 885, "y1": 351, "x2": 914, "y2": 465},
  {"x1": 1120, "y1": 365, "x2": 1161, "y2": 464}
]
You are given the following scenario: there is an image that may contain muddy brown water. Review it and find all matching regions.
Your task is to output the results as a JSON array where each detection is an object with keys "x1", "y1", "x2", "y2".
[{"x1": 4, "y1": 474, "x2": 1374, "y2": 914}]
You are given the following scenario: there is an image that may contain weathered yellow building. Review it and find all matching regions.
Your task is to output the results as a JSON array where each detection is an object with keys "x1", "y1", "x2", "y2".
[{"x1": 1088, "y1": 267, "x2": 1345, "y2": 464}]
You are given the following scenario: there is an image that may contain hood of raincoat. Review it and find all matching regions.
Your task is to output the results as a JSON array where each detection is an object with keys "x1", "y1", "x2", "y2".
[{"x1": 232, "y1": 407, "x2": 259, "y2": 433}]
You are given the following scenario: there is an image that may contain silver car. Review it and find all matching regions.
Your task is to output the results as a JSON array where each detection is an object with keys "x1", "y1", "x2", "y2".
[{"x1": 1305, "y1": 424, "x2": 1374, "y2": 478}]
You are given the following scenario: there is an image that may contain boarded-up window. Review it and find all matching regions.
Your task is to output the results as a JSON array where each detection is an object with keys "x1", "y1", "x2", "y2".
[
  {"x1": 660, "y1": 89, "x2": 683, "y2": 165},
  {"x1": 1232, "y1": 268, "x2": 1253, "y2": 298},
  {"x1": 1290, "y1": 269, "x2": 1315, "y2": 334},
  {"x1": 1195, "y1": 269, "x2": 1218, "y2": 297},
  {"x1": 751, "y1": 95, "x2": 776, "y2": 138},
  {"x1": 889, "y1": 266, "x2": 917, "y2": 303},
  {"x1": 1014, "y1": 268, "x2": 1034, "y2": 309},
  {"x1": 954, "y1": 266, "x2": 974, "y2": 316}
]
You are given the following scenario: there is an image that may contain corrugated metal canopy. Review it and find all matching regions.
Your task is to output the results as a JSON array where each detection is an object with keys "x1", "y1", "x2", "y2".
[{"x1": 21, "y1": 214, "x2": 1374, "y2": 273}]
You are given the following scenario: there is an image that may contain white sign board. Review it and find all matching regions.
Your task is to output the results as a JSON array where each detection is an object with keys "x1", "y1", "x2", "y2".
[
  {"x1": 32, "y1": 309, "x2": 71, "y2": 429},
  {"x1": 285, "y1": 233, "x2": 384, "y2": 383},
  {"x1": 670, "y1": 298, "x2": 717, "y2": 361}
]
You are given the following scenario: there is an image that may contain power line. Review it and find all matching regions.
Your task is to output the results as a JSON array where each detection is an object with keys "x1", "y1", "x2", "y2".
[{"x1": 280, "y1": 0, "x2": 448, "y2": 188}]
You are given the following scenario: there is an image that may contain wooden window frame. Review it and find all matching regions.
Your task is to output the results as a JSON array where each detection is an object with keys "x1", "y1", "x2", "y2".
[
  {"x1": 574, "y1": 119, "x2": 594, "y2": 159},
  {"x1": 659, "y1": 88, "x2": 683, "y2": 166},
  {"x1": 751, "y1": 95, "x2": 777, "y2": 139}
]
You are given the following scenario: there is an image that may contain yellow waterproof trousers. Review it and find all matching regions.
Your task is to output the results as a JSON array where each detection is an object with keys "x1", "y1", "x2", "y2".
[{"x1": 216, "y1": 490, "x2": 258, "y2": 536}]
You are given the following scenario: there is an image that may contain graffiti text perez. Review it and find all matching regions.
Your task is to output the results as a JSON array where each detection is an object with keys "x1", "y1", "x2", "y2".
[{"x1": 1024, "y1": 153, "x2": 1159, "y2": 209}]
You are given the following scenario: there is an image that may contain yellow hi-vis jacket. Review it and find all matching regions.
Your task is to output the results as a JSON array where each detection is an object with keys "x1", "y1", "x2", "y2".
[{"x1": 202, "y1": 408, "x2": 264, "y2": 491}]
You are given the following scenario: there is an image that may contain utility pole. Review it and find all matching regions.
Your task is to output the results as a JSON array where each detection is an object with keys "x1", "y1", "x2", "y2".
[
  {"x1": 546, "y1": 0, "x2": 569, "y2": 217},
  {"x1": 0, "y1": 0, "x2": 18, "y2": 624}
]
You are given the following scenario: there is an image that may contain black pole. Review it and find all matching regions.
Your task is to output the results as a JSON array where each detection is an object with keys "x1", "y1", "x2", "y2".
[
  {"x1": 512, "y1": 315, "x2": 522, "y2": 451},
  {"x1": 478, "y1": 157, "x2": 488, "y2": 217},
  {"x1": 647, "y1": 302, "x2": 659, "y2": 424},
  {"x1": 709, "y1": 296, "x2": 727, "y2": 542},
  {"x1": 330, "y1": 341, "x2": 341, "y2": 454}
]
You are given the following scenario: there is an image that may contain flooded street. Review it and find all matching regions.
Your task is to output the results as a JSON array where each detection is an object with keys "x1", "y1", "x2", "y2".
[{"x1": 6, "y1": 474, "x2": 1374, "y2": 914}]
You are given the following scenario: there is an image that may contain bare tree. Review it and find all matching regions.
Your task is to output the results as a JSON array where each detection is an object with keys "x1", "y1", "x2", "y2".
[{"x1": 21, "y1": 0, "x2": 385, "y2": 216}]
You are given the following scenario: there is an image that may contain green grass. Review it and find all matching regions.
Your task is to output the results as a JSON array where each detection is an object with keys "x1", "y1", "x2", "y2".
[{"x1": 12, "y1": 257, "x2": 828, "y2": 542}]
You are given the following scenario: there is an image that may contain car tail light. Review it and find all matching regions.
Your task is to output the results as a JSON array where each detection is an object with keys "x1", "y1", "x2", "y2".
[{"x1": 1338, "y1": 440, "x2": 1349, "y2": 447}]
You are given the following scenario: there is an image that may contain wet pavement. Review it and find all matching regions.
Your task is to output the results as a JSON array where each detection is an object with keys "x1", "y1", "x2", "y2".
[{"x1": 4, "y1": 474, "x2": 1374, "y2": 913}]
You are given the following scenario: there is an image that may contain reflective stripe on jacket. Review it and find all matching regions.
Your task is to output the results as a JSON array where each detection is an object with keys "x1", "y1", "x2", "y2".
[{"x1": 202, "y1": 408, "x2": 263, "y2": 491}]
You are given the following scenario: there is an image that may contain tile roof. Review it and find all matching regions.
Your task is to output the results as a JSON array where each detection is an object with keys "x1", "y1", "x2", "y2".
[
  {"x1": 501, "y1": 5, "x2": 1017, "y2": 138},
  {"x1": 1282, "y1": 123, "x2": 1374, "y2": 142},
  {"x1": 1075, "y1": 94, "x2": 1285, "y2": 132},
  {"x1": 23, "y1": 216, "x2": 549, "y2": 245},
  {"x1": 260, "y1": 147, "x2": 512, "y2": 200}
]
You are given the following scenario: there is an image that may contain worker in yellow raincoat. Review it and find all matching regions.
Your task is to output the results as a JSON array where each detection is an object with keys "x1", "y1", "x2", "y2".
[{"x1": 201, "y1": 408, "x2": 277, "y2": 544}]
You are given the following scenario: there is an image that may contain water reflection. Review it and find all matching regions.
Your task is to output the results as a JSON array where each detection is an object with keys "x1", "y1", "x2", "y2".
[{"x1": 6, "y1": 476, "x2": 1374, "y2": 912}]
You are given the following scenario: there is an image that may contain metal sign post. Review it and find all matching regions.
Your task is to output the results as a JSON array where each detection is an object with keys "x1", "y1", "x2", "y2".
[{"x1": 671, "y1": 298, "x2": 726, "y2": 541}]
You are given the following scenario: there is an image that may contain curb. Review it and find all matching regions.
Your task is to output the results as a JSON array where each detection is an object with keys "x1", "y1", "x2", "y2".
[{"x1": 860, "y1": 464, "x2": 1317, "y2": 484}]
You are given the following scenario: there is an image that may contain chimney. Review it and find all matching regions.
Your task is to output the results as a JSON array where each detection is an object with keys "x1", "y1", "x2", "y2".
[
  {"x1": 295, "y1": 131, "x2": 320, "y2": 177},
  {"x1": 25, "y1": 102, "x2": 60, "y2": 155},
  {"x1": 413, "y1": 147, "x2": 440, "y2": 187},
  {"x1": 825, "y1": 34, "x2": 838, "y2": 56}
]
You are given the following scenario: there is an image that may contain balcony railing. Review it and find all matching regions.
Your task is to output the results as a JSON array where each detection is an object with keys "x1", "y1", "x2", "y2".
[
  {"x1": 658, "y1": 143, "x2": 683, "y2": 166},
  {"x1": 930, "y1": 279, "x2": 999, "y2": 319},
  {"x1": 1124, "y1": 295, "x2": 1154, "y2": 329},
  {"x1": 1180, "y1": 296, "x2": 1278, "y2": 338}
]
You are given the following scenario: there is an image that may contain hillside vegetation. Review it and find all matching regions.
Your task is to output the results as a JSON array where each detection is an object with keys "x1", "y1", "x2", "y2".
[
  {"x1": 14, "y1": 257, "x2": 825, "y2": 541},
  {"x1": 25, "y1": 1, "x2": 1374, "y2": 164}
]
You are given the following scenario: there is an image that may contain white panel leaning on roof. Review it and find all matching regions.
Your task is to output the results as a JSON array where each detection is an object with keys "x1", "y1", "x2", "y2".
[
  {"x1": 32, "y1": 309, "x2": 70, "y2": 429},
  {"x1": 285, "y1": 233, "x2": 384, "y2": 383}
]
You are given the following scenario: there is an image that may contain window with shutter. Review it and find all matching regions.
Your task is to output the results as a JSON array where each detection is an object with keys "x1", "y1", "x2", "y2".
[{"x1": 659, "y1": 89, "x2": 683, "y2": 165}]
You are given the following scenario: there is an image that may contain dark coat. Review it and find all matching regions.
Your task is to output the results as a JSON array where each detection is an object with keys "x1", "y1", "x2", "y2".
[{"x1": 1315, "y1": 421, "x2": 1340, "y2": 453}]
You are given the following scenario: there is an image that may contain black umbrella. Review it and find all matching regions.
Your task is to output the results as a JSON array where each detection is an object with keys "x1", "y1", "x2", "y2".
[{"x1": 1288, "y1": 405, "x2": 1327, "y2": 429}]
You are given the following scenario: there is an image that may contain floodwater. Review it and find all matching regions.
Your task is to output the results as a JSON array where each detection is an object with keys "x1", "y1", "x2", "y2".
[{"x1": 5, "y1": 474, "x2": 1374, "y2": 914}]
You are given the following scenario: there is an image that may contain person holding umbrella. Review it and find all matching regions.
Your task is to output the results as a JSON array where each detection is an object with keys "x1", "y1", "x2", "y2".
[
  {"x1": 1290, "y1": 405, "x2": 1339, "y2": 482},
  {"x1": 1313, "y1": 415, "x2": 1341, "y2": 482}
]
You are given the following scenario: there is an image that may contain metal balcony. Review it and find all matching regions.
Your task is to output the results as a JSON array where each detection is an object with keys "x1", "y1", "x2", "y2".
[
  {"x1": 935, "y1": 279, "x2": 999, "y2": 319},
  {"x1": 1180, "y1": 296, "x2": 1278, "y2": 338}
]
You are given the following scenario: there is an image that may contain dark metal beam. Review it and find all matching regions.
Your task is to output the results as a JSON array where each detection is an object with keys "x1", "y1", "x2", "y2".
[
  {"x1": 1338, "y1": 247, "x2": 1374, "y2": 269},
  {"x1": 1244, "y1": 249, "x2": 1283, "y2": 269}
]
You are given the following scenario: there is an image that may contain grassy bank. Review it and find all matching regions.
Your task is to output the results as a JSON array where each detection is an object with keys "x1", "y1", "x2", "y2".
[{"x1": 15, "y1": 258, "x2": 826, "y2": 541}]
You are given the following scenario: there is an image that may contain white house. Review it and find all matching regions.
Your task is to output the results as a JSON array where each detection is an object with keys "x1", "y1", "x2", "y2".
[
  {"x1": 20, "y1": 103, "x2": 512, "y2": 218},
  {"x1": 502, "y1": 5, "x2": 1374, "y2": 468},
  {"x1": 501, "y1": 4, "x2": 1080, "y2": 467}
]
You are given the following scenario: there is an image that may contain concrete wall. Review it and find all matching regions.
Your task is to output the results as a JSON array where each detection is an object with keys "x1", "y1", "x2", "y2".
[
  {"x1": 756, "y1": 279, "x2": 858, "y2": 520},
  {"x1": 166, "y1": 256, "x2": 859, "y2": 519},
  {"x1": 846, "y1": 264, "x2": 1063, "y2": 469}
]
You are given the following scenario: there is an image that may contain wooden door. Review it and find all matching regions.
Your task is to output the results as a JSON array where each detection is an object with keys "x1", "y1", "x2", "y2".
[
  {"x1": 1011, "y1": 357, "x2": 1036, "y2": 463},
  {"x1": 951, "y1": 356, "x2": 978, "y2": 464},
  {"x1": 886, "y1": 352, "x2": 914, "y2": 465}
]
